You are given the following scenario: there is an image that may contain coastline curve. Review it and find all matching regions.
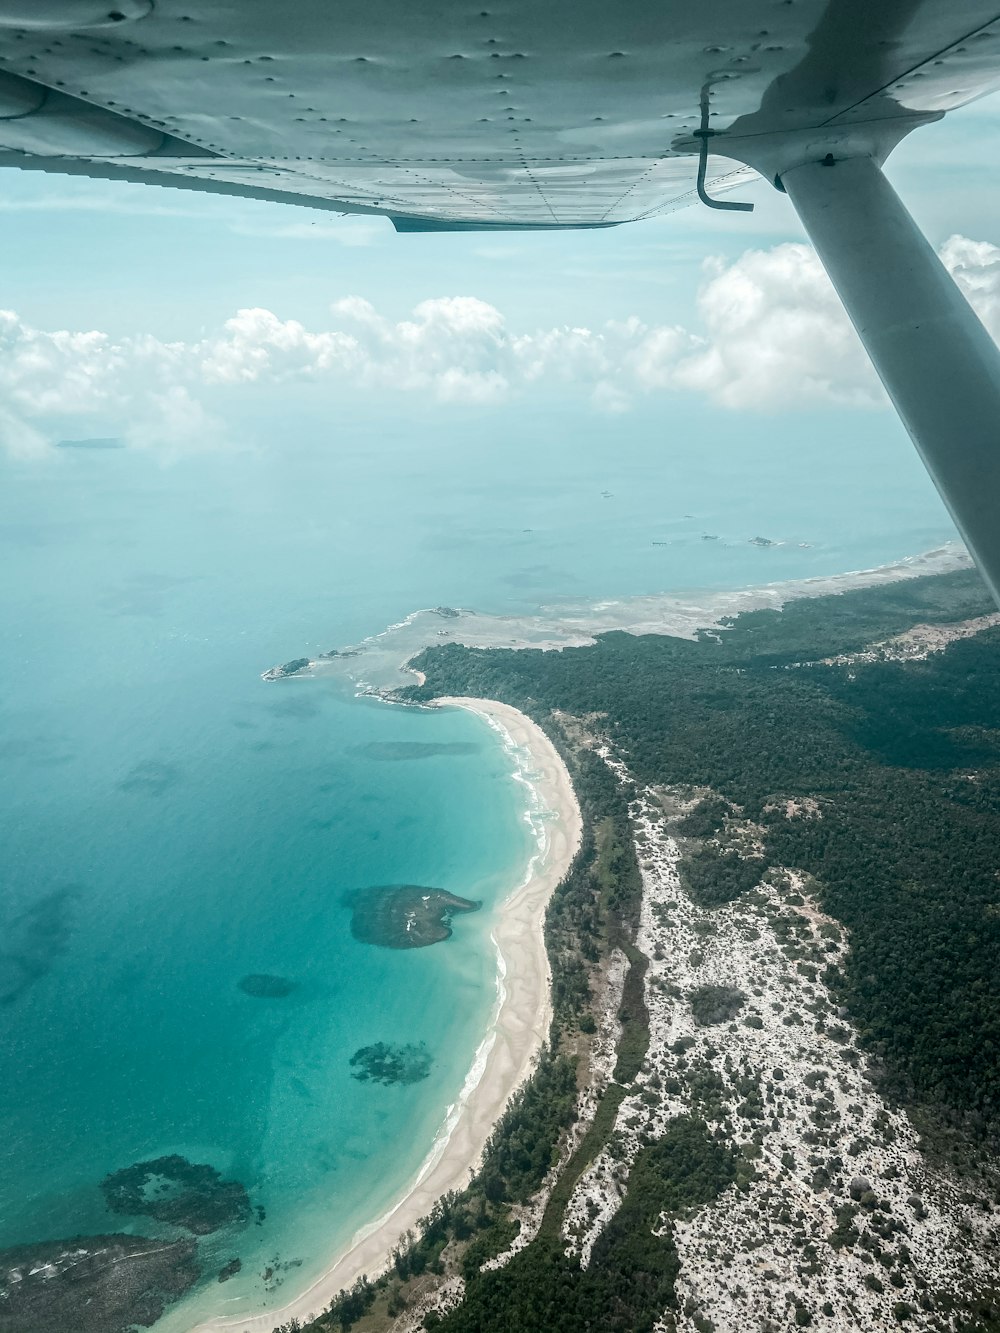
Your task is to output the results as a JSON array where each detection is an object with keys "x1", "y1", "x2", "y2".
[{"x1": 188, "y1": 698, "x2": 582, "y2": 1333}]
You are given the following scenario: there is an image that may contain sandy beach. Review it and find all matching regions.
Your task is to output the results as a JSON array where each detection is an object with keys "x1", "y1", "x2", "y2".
[{"x1": 191, "y1": 698, "x2": 582, "y2": 1333}]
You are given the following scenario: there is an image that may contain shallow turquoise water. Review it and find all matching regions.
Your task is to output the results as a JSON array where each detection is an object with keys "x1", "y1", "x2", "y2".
[{"x1": 0, "y1": 397, "x2": 956, "y2": 1325}]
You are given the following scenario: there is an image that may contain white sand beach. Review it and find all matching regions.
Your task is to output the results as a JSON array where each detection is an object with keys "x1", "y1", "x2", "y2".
[{"x1": 191, "y1": 698, "x2": 582, "y2": 1333}]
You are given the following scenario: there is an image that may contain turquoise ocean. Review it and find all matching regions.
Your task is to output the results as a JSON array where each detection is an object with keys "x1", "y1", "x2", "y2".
[{"x1": 0, "y1": 395, "x2": 957, "y2": 1327}]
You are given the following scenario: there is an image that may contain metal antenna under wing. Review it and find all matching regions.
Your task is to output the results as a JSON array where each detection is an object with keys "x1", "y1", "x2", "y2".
[{"x1": 693, "y1": 86, "x2": 754, "y2": 213}]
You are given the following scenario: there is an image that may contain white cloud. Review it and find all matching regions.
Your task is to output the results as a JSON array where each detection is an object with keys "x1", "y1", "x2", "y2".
[
  {"x1": 941, "y1": 234, "x2": 1000, "y2": 338},
  {"x1": 5, "y1": 231, "x2": 1000, "y2": 455},
  {"x1": 125, "y1": 386, "x2": 228, "y2": 457},
  {"x1": 0, "y1": 405, "x2": 48, "y2": 459},
  {"x1": 592, "y1": 380, "x2": 632, "y2": 414},
  {"x1": 0, "y1": 191, "x2": 386, "y2": 246},
  {"x1": 674, "y1": 243, "x2": 880, "y2": 409}
]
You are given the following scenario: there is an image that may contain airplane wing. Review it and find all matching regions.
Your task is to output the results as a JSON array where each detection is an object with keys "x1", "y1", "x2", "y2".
[
  {"x1": 0, "y1": 2, "x2": 998, "y2": 229},
  {"x1": 6, "y1": 1, "x2": 1000, "y2": 607}
]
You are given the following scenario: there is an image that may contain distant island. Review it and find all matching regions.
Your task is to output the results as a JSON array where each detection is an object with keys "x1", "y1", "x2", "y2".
[
  {"x1": 344, "y1": 885, "x2": 480, "y2": 949},
  {"x1": 261, "y1": 657, "x2": 311, "y2": 680},
  {"x1": 55, "y1": 437, "x2": 124, "y2": 450}
]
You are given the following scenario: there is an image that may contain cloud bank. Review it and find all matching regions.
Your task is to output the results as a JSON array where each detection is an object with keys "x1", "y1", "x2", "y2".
[{"x1": 4, "y1": 234, "x2": 1000, "y2": 455}]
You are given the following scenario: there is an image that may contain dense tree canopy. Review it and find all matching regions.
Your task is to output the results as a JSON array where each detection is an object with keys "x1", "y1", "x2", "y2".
[{"x1": 413, "y1": 569, "x2": 1000, "y2": 1136}]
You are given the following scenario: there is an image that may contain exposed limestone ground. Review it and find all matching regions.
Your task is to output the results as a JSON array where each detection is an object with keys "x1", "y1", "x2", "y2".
[
  {"x1": 796, "y1": 611, "x2": 1000, "y2": 670},
  {"x1": 562, "y1": 747, "x2": 999, "y2": 1332},
  {"x1": 390, "y1": 938, "x2": 630, "y2": 1332}
]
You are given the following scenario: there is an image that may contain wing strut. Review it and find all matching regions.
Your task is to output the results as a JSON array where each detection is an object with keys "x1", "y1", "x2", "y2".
[{"x1": 781, "y1": 154, "x2": 1000, "y2": 605}]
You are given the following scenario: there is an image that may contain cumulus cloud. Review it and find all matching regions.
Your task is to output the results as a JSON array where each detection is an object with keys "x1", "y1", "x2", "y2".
[
  {"x1": 125, "y1": 386, "x2": 227, "y2": 456},
  {"x1": 675, "y1": 243, "x2": 881, "y2": 409},
  {"x1": 941, "y1": 234, "x2": 1000, "y2": 338},
  {"x1": 0, "y1": 405, "x2": 48, "y2": 459},
  {"x1": 4, "y1": 232, "x2": 1000, "y2": 455}
]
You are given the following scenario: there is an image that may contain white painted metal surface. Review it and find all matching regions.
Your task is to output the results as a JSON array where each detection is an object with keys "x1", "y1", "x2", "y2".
[
  {"x1": 783, "y1": 154, "x2": 1000, "y2": 604},
  {"x1": 5, "y1": 3, "x2": 1000, "y2": 595},
  {"x1": 1, "y1": 2, "x2": 1000, "y2": 226}
]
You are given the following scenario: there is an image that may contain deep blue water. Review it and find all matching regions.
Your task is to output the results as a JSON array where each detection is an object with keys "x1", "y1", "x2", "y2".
[{"x1": 0, "y1": 396, "x2": 956, "y2": 1325}]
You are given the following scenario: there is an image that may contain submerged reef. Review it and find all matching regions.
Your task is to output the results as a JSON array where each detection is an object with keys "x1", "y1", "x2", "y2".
[
  {"x1": 101, "y1": 1154, "x2": 252, "y2": 1235},
  {"x1": 0, "y1": 1233, "x2": 198, "y2": 1333},
  {"x1": 350, "y1": 740, "x2": 481, "y2": 761},
  {"x1": 349, "y1": 1040, "x2": 433, "y2": 1085},
  {"x1": 344, "y1": 885, "x2": 480, "y2": 949},
  {"x1": 238, "y1": 973, "x2": 297, "y2": 999},
  {"x1": 0, "y1": 886, "x2": 78, "y2": 1007}
]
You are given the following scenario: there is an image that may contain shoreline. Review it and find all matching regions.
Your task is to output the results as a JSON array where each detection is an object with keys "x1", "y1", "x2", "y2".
[
  {"x1": 190, "y1": 698, "x2": 582, "y2": 1333},
  {"x1": 297, "y1": 543, "x2": 974, "y2": 696}
]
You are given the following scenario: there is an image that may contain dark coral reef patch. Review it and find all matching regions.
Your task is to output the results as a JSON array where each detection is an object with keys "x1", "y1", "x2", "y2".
[
  {"x1": 349, "y1": 1040, "x2": 433, "y2": 1085},
  {"x1": 238, "y1": 973, "x2": 297, "y2": 998},
  {"x1": 101, "y1": 1155, "x2": 252, "y2": 1235},
  {"x1": 344, "y1": 885, "x2": 480, "y2": 949},
  {"x1": 0, "y1": 1233, "x2": 198, "y2": 1333}
]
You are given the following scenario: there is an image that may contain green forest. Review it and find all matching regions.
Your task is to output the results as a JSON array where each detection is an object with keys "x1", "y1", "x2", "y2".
[
  {"x1": 409, "y1": 568, "x2": 1000, "y2": 1145},
  {"x1": 292, "y1": 566, "x2": 1000, "y2": 1333}
]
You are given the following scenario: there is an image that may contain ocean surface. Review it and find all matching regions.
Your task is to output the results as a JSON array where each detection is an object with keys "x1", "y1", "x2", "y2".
[{"x1": 0, "y1": 397, "x2": 958, "y2": 1327}]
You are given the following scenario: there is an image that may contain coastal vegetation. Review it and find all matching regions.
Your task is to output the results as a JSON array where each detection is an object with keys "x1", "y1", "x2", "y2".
[
  {"x1": 432, "y1": 1117, "x2": 737, "y2": 1333},
  {"x1": 286, "y1": 716, "x2": 650, "y2": 1333},
  {"x1": 291, "y1": 565, "x2": 1000, "y2": 1333},
  {"x1": 408, "y1": 567, "x2": 1000, "y2": 1146}
]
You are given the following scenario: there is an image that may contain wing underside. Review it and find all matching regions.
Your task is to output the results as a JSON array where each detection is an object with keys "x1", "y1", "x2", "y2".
[{"x1": 1, "y1": 1, "x2": 1000, "y2": 227}]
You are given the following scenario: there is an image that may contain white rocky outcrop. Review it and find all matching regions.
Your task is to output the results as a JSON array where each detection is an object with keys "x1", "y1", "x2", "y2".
[{"x1": 562, "y1": 754, "x2": 999, "y2": 1331}]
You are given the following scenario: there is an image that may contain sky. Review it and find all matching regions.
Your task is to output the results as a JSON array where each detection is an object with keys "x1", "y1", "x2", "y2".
[{"x1": 3, "y1": 96, "x2": 1000, "y2": 465}]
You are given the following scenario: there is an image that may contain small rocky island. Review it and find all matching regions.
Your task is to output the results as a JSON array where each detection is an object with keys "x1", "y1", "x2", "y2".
[
  {"x1": 349, "y1": 1040, "x2": 433, "y2": 1085},
  {"x1": 238, "y1": 973, "x2": 297, "y2": 999},
  {"x1": 261, "y1": 657, "x2": 311, "y2": 681},
  {"x1": 101, "y1": 1155, "x2": 252, "y2": 1235},
  {"x1": 0, "y1": 1233, "x2": 199, "y2": 1332},
  {"x1": 345, "y1": 885, "x2": 480, "y2": 948},
  {"x1": 749, "y1": 535, "x2": 777, "y2": 547}
]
